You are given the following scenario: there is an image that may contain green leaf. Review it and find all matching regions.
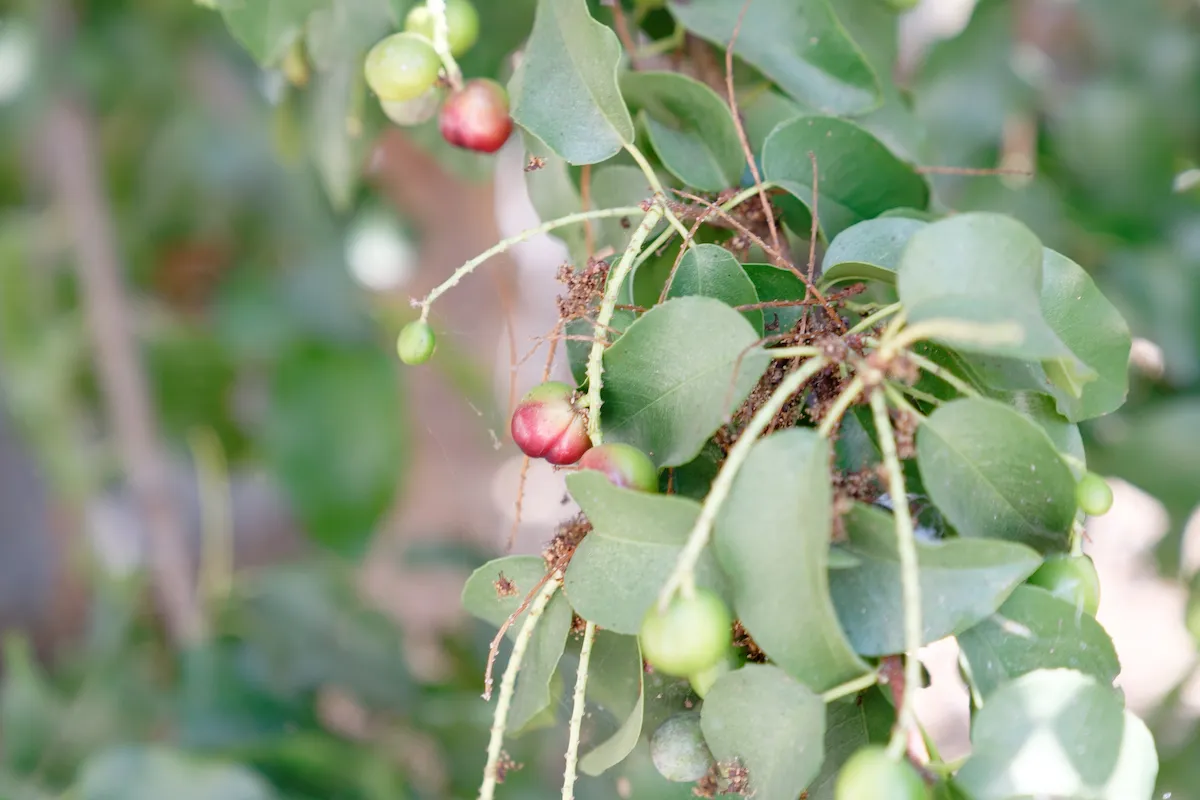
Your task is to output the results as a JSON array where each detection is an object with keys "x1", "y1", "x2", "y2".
[
  {"x1": 701, "y1": 664, "x2": 825, "y2": 798},
  {"x1": 762, "y1": 116, "x2": 929, "y2": 241},
  {"x1": 957, "y1": 585, "x2": 1121, "y2": 702},
  {"x1": 76, "y1": 745, "x2": 277, "y2": 800},
  {"x1": 522, "y1": 137, "x2": 587, "y2": 264},
  {"x1": 666, "y1": 0, "x2": 880, "y2": 115},
  {"x1": 714, "y1": 429, "x2": 870, "y2": 692},
  {"x1": 743, "y1": 263, "x2": 807, "y2": 335},
  {"x1": 1036, "y1": 249, "x2": 1132, "y2": 421},
  {"x1": 564, "y1": 472, "x2": 728, "y2": 634},
  {"x1": 804, "y1": 688, "x2": 894, "y2": 799},
  {"x1": 216, "y1": 0, "x2": 328, "y2": 65},
  {"x1": 820, "y1": 217, "x2": 926, "y2": 287},
  {"x1": 665, "y1": 244, "x2": 762, "y2": 333},
  {"x1": 1009, "y1": 392, "x2": 1085, "y2": 467},
  {"x1": 509, "y1": 0, "x2": 635, "y2": 165},
  {"x1": 579, "y1": 632, "x2": 644, "y2": 776},
  {"x1": 739, "y1": 89, "x2": 805, "y2": 156},
  {"x1": 956, "y1": 669, "x2": 1158, "y2": 800},
  {"x1": 264, "y1": 342, "x2": 407, "y2": 557},
  {"x1": 591, "y1": 165, "x2": 659, "y2": 254},
  {"x1": 916, "y1": 398, "x2": 1077, "y2": 553},
  {"x1": 896, "y1": 213, "x2": 1078, "y2": 362},
  {"x1": 601, "y1": 296, "x2": 771, "y2": 468},
  {"x1": 462, "y1": 556, "x2": 573, "y2": 732},
  {"x1": 306, "y1": 60, "x2": 367, "y2": 213},
  {"x1": 0, "y1": 635, "x2": 61, "y2": 773},
  {"x1": 620, "y1": 72, "x2": 744, "y2": 191},
  {"x1": 829, "y1": 504, "x2": 1041, "y2": 656}
]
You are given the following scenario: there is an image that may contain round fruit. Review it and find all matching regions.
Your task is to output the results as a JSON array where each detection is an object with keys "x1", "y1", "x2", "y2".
[
  {"x1": 639, "y1": 589, "x2": 732, "y2": 678},
  {"x1": 577, "y1": 443, "x2": 659, "y2": 493},
  {"x1": 650, "y1": 712, "x2": 714, "y2": 783},
  {"x1": 1076, "y1": 472, "x2": 1114, "y2": 517},
  {"x1": 380, "y1": 86, "x2": 443, "y2": 126},
  {"x1": 404, "y1": 0, "x2": 480, "y2": 58},
  {"x1": 1027, "y1": 554, "x2": 1101, "y2": 615},
  {"x1": 835, "y1": 746, "x2": 930, "y2": 800},
  {"x1": 396, "y1": 320, "x2": 436, "y2": 365},
  {"x1": 439, "y1": 78, "x2": 514, "y2": 154},
  {"x1": 364, "y1": 32, "x2": 442, "y2": 102},
  {"x1": 510, "y1": 381, "x2": 593, "y2": 465},
  {"x1": 688, "y1": 655, "x2": 732, "y2": 699}
]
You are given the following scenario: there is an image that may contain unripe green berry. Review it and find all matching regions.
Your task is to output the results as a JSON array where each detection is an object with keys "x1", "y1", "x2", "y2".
[
  {"x1": 1076, "y1": 471, "x2": 1113, "y2": 516},
  {"x1": 835, "y1": 746, "x2": 930, "y2": 800},
  {"x1": 404, "y1": 0, "x2": 480, "y2": 58},
  {"x1": 577, "y1": 443, "x2": 659, "y2": 492},
  {"x1": 364, "y1": 32, "x2": 441, "y2": 103},
  {"x1": 1027, "y1": 554, "x2": 1101, "y2": 615},
  {"x1": 640, "y1": 590, "x2": 732, "y2": 678},
  {"x1": 397, "y1": 320, "x2": 436, "y2": 365},
  {"x1": 650, "y1": 712, "x2": 714, "y2": 783}
]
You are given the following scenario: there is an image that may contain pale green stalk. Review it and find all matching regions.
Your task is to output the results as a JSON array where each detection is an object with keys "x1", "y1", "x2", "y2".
[
  {"x1": 903, "y1": 350, "x2": 981, "y2": 398},
  {"x1": 816, "y1": 376, "x2": 865, "y2": 438},
  {"x1": 561, "y1": 621, "x2": 597, "y2": 800},
  {"x1": 427, "y1": 0, "x2": 463, "y2": 89}
]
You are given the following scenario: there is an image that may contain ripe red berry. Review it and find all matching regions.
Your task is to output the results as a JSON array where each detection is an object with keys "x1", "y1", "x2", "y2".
[
  {"x1": 439, "y1": 79, "x2": 514, "y2": 154},
  {"x1": 510, "y1": 381, "x2": 593, "y2": 465},
  {"x1": 577, "y1": 443, "x2": 659, "y2": 492}
]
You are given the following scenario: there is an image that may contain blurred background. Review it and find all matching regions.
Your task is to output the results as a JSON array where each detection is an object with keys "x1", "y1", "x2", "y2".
[{"x1": 0, "y1": 0, "x2": 1197, "y2": 798}]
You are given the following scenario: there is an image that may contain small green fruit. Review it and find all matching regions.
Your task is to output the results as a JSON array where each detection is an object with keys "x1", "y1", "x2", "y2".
[
  {"x1": 1027, "y1": 554, "x2": 1101, "y2": 615},
  {"x1": 364, "y1": 32, "x2": 441, "y2": 102},
  {"x1": 640, "y1": 589, "x2": 732, "y2": 678},
  {"x1": 577, "y1": 443, "x2": 659, "y2": 492},
  {"x1": 835, "y1": 746, "x2": 930, "y2": 800},
  {"x1": 650, "y1": 712, "x2": 714, "y2": 783},
  {"x1": 688, "y1": 655, "x2": 733, "y2": 699},
  {"x1": 397, "y1": 320, "x2": 436, "y2": 365},
  {"x1": 1076, "y1": 472, "x2": 1114, "y2": 516},
  {"x1": 404, "y1": 0, "x2": 481, "y2": 57},
  {"x1": 380, "y1": 86, "x2": 443, "y2": 127}
]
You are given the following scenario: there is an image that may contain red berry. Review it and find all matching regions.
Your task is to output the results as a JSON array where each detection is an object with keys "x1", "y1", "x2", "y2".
[
  {"x1": 510, "y1": 381, "x2": 592, "y2": 465},
  {"x1": 578, "y1": 443, "x2": 659, "y2": 492},
  {"x1": 439, "y1": 78, "x2": 514, "y2": 154}
]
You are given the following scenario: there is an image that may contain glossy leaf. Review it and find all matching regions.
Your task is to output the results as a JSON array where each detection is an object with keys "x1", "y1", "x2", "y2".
[
  {"x1": 1009, "y1": 392, "x2": 1085, "y2": 466},
  {"x1": 665, "y1": 244, "x2": 762, "y2": 333},
  {"x1": 829, "y1": 504, "x2": 1041, "y2": 656},
  {"x1": 956, "y1": 669, "x2": 1158, "y2": 800},
  {"x1": 620, "y1": 72, "x2": 744, "y2": 191},
  {"x1": 263, "y1": 343, "x2": 407, "y2": 557},
  {"x1": 805, "y1": 688, "x2": 894, "y2": 799},
  {"x1": 897, "y1": 213, "x2": 1079, "y2": 362},
  {"x1": 957, "y1": 586, "x2": 1121, "y2": 702},
  {"x1": 579, "y1": 632, "x2": 644, "y2": 776},
  {"x1": 508, "y1": 0, "x2": 634, "y2": 165},
  {"x1": 916, "y1": 398, "x2": 1076, "y2": 554},
  {"x1": 743, "y1": 263, "x2": 807, "y2": 334},
  {"x1": 713, "y1": 429, "x2": 870, "y2": 692},
  {"x1": 76, "y1": 745, "x2": 277, "y2": 800},
  {"x1": 564, "y1": 472, "x2": 729, "y2": 634},
  {"x1": 701, "y1": 664, "x2": 825, "y2": 798},
  {"x1": 666, "y1": 0, "x2": 879, "y2": 115},
  {"x1": 216, "y1": 0, "x2": 327, "y2": 65},
  {"x1": 763, "y1": 116, "x2": 929, "y2": 241},
  {"x1": 590, "y1": 165, "x2": 658, "y2": 254},
  {"x1": 462, "y1": 556, "x2": 573, "y2": 732},
  {"x1": 601, "y1": 296, "x2": 771, "y2": 468},
  {"x1": 820, "y1": 217, "x2": 926, "y2": 287}
]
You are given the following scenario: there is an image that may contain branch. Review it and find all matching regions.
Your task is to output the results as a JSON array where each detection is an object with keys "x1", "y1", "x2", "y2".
[
  {"x1": 44, "y1": 97, "x2": 204, "y2": 645},
  {"x1": 427, "y1": 0, "x2": 463, "y2": 90},
  {"x1": 561, "y1": 620, "x2": 597, "y2": 800}
]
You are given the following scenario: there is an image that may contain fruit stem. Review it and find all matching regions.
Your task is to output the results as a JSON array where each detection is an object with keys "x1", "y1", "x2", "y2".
[
  {"x1": 657, "y1": 356, "x2": 829, "y2": 610},
  {"x1": 881, "y1": 318, "x2": 1024, "y2": 359},
  {"x1": 903, "y1": 350, "x2": 981, "y2": 398},
  {"x1": 820, "y1": 670, "x2": 879, "y2": 703},
  {"x1": 426, "y1": 0, "x2": 463, "y2": 91},
  {"x1": 584, "y1": 204, "x2": 665, "y2": 443},
  {"x1": 846, "y1": 301, "x2": 902, "y2": 335},
  {"x1": 768, "y1": 345, "x2": 821, "y2": 359},
  {"x1": 816, "y1": 376, "x2": 864, "y2": 438},
  {"x1": 623, "y1": 143, "x2": 692, "y2": 243},
  {"x1": 561, "y1": 620, "x2": 597, "y2": 800},
  {"x1": 479, "y1": 573, "x2": 563, "y2": 800},
  {"x1": 870, "y1": 389, "x2": 923, "y2": 761},
  {"x1": 631, "y1": 184, "x2": 768, "y2": 272},
  {"x1": 419, "y1": 206, "x2": 646, "y2": 320}
]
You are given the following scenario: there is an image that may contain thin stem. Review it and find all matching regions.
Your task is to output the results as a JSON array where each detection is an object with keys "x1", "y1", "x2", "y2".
[
  {"x1": 480, "y1": 574, "x2": 563, "y2": 800},
  {"x1": 870, "y1": 390, "x2": 923, "y2": 761},
  {"x1": 821, "y1": 671, "x2": 879, "y2": 703},
  {"x1": 768, "y1": 345, "x2": 822, "y2": 359},
  {"x1": 427, "y1": 0, "x2": 463, "y2": 90},
  {"x1": 816, "y1": 376, "x2": 865, "y2": 438},
  {"x1": 883, "y1": 319, "x2": 1023, "y2": 358},
  {"x1": 419, "y1": 206, "x2": 645, "y2": 319},
  {"x1": 585, "y1": 205, "x2": 664, "y2": 443},
  {"x1": 657, "y1": 357, "x2": 829, "y2": 609},
  {"x1": 883, "y1": 382, "x2": 927, "y2": 420},
  {"x1": 904, "y1": 350, "x2": 981, "y2": 398},
  {"x1": 847, "y1": 302, "x2": 902, "y2": 335},
  {"x1": 631, "y1": 185, "x2": 771, "y2": 273},
  {"x1": 562, "y1": 620, "x2": 597, "y2": 800},
  {"x1": 623, "y1": 143, "x2": 691, "y2": 242}
]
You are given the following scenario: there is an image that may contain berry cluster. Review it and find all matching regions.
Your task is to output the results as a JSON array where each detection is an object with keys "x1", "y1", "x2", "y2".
[{"x1": 363, "y1": 0, "x2": 513, "y2": 154}]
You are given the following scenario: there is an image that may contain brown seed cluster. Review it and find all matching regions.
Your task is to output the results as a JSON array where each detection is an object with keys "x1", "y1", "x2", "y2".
[
  {"x1": 493, "y1": 751, "x2": 523, "y2": 783},
  {"x1": 494, "y1": 572, "x2": 518, "y2": 599},
  {"x1": 694, "y1": 759, "x2": 753, "y2": 798},
  {"x1": 555, "y1": 258, "x2": 610, "y2": 323},
  {"x1": 542, "y1": 513, "x2": 592, "y2": 569},
  {"x1": 732, "y1": 620, "x2": 766, "y2": 663}
]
